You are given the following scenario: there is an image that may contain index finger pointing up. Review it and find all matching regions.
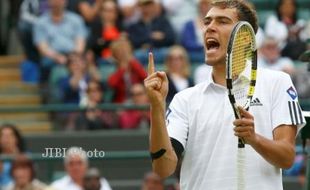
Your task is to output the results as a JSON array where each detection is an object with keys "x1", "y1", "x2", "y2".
[{"x1": 148, "y1": 52, "x2": 155, "y2": 75}]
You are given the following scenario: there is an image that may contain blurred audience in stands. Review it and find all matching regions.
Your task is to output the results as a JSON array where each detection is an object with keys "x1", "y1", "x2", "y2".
[
  {"x1": 161, "y1": 0, "x2": 197, "y2": 37},
  {"x1": 126, "y1": 0, "x2": 175, "y2": 64},
  {"x1": 108, "y1": 37, "x2": 147, "y2": 103},
  {"x1": 119, "y1": 84, "x2": 150, "y2": 129},
  {"x1": 75, "y1": 80, "x2": 118, "y2": 130},
  {"x1": 3, "y1": 154, "x2": 46, "y2": 190},
  {"x1": 50, "y1": 147, "x2": 111, "y2": 190},
  {"x1": 83, "y1": 168, "x2": 111, "y2": 190},
  {"x1": 58, "y1": 52, "x2": 100, "y2": 105},
  {"x1": 33, "y1": 0, "x2": 87, "y2": 83},
  {"x1": 164, "y1": 45, "x2": 194, "y2": 105},
  {"x1": 67, "y1": 0, "x2": 102, "y2": 25},
  {"x1": 117, "y1": 0, "x2": 140, "y2": 27},
  {"x1": 180, "y1": 0, "x2": 210, "y2": 63},
  {"x1": 264, "y1": 0, "x2": 307, "y2": 60},
  {"x1": 258, "y1": 36, "x2": 295, "y2": 76},
  {"x1": 0, "y1": 124, "x2": 26, "y2": 189},
  {"x1": 141, "y1": 172, "x2": 164, "y2": 190},
  {"x1": 87, "y1": 0, "x2": 123, "y2": 61}
]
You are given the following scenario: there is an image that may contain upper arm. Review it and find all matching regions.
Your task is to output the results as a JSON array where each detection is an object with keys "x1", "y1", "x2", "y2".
[
  {"x1": 273, "y1": 124, "x2": 297, "y2": 145},
  {"x1": 166, "y1": 93, "x2": 189, "y2": 150},
  {"x1": 271, "y1": 72, "x2": 306, "y2": 133}
]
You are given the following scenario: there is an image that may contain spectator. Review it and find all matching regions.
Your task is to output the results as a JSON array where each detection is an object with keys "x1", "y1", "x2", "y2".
[
  {"x1": 161, "y1": 0, "x2": 197, "y2": 37},
  {"x1": 33, "y1": 0, "x2": 87, "y2": 82},
  {"x1": 0, "y1": 124, "x2": 26, "y2": 189},
  {"x1": 75, "y1": 80, "x2": 119, "y2": 130},
  {"x1": 117, "y1": 0, "x2": 140, "y2": 27},
  {"x1": 18, "y1": 0, "x2": 49, "y2": 64},
  {"x1": 264, "y1": 0, "x2": 307, "y2": 60},
  {"x1": 58, "y1": 52, "x2": 100, "y2": 104},
  {"x1": 141, "y1": 172, "x2": 164, "y2": 190},
  {"x1": 164, "y1": 45, "x2": 194, "y2": 105},
  {"x1": 83, "y1": 168, "x2": 111, "y2": 190},
  {"x1": 181, "y1": 0, "x2": 211, "y2": 63},
  {"x1": 87, "y1": 0, "x2": 123, "y2": 60},
  {"x1": 119, "y1": 83, "x2": 150, "y2": 129},
  {"x1": 108, "y1": 38, "x2": 147, "y2": 103},
  {"x1": 126, "y1": 0, "x2": 175, "y2": 64},
  {"x1": 67, "y1": 0, "x2": 103, "y2": 24},
  {"x1": 3, "y1": 154, "x2": 46, "y2": 190},
  {"x1": 258, "y1": 36, "x2": 295, "y2": 76}
]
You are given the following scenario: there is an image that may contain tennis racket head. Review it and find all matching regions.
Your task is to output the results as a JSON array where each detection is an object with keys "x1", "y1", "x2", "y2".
[{"x1": 226, "y1": 21, "x2": 257, "y2": 148}]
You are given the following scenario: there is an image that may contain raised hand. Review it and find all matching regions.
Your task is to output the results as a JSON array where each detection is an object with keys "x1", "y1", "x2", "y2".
[{"x1": 144, "y1": 52, "x2": 168, "y2": 106}]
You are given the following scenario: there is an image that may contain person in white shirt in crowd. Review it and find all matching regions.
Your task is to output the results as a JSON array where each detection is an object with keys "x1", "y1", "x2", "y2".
[
  {"x1": 258, "y1": 36, "x2": 295, "y2": 76},
  {"x1": 50, "y1": 147, "x2": 111, "y2": 190}
]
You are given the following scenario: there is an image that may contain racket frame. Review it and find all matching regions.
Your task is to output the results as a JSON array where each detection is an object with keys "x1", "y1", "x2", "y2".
[{"x1": 226, "y1": 21, "x2": 257, "y2": 148}]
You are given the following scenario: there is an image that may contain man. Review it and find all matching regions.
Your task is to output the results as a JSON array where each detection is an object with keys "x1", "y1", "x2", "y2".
[
  {"x1": 33, "y1": 0, "x2": 87, "y2": 82},
  {"x1": 51, "y1": 147, "x2": 111, "y2": 190},
  {"x1": 144, "y1": 1, "x2": 306, "y2": 190},
  {"x1": 126, "y1": 0, "x2": 175, "y2": 64}
]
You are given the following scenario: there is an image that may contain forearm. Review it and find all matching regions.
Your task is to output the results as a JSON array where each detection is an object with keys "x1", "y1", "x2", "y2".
[
  {"x1": 150, "y1": 102, "x2": 177, "y2": 178},
  {"x1": 75, "y1": 38, "x2": 85, "y2": 53},
  {"x1": 250, "y1": 134, "x2": 295, "y2": 169}
]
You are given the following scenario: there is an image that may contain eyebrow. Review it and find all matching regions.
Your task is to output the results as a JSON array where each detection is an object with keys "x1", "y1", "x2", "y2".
[{"x1": 204, "y1": 16, "x2": 234, "y2": 23}]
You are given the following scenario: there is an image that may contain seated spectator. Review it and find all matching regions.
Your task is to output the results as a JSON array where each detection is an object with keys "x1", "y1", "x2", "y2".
[
  {"x1": 75, "y1": 80, "x2": 119, "y2": 130},
  {"x1": 119, "y1": 84, "x2": 150, "y2": 129},
  {"x1": 88, "y1": 0, "x2": 123, "y2": 60},
  {"x1": 141, "y1": 172, "x2": 164, "y2": 190},
  {"x1": 164, "y1": 45, "x2": 194, "y2": 105},
  {"x1": 3, "y1": 154, "x2": 46, "y2": 190},
  {"x1": 108, "y1": 38, "x2": 147, "y2": 103},
  {"x1": 83, "y1": 168, "x2": 111, "y2": 190},
  {"x1": 258, "y1": 37, "x2": 295, "y2": 76},
  {"x1": 0, "y1": 124, "x2": 26, "y2": 189},
  {"x1": 51, "y1": 147, "x2": 111, "y2": 190},
  {"x1": 161, "y1": 0, "x2": 197, "y2": 37},
  {"x1": 33, "y1": 0, "x2": 87, "y2": 82},
  {"x1": 58, "y1": 53, "x2": 100, "y2": 104},
  {"x1": 117, "y1": 0, "x2": 140, "y2": 27},
  {"x1": 67, "y1": 0, "x2": 102, "y2": 24},
  {"x1": 264, "y1": 0, "x2": 307, "y2": 60},
  {"x1": 180, "y1": 0, "x2": 211, "y2": 63},
  {"x1": 126, "y1": 0, "x2": 175, "y2": 64}
]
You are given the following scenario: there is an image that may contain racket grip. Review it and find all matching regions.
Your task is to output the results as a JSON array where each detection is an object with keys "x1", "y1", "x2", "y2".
[{"x1": 238, "y1": 138, "x2": 245, "y2": 148}]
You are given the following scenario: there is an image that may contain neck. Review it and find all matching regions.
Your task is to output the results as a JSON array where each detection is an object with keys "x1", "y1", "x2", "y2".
[
  {"x1": 51, "y1": 10, "x2": 64, "y2": 22},
  {"x1": 212, "y1": 64, "x2": 226, "y2": 86}
]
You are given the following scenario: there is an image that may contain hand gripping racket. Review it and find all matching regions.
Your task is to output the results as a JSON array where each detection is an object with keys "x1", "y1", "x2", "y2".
[{"x1": 226, "y1": 21, "x2": 257, "y2": 190}]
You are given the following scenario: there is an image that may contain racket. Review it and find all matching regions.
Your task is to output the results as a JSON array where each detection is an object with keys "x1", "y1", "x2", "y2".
[{"x1": 226, "y1": 21, "x2": 257, "y2": 190}]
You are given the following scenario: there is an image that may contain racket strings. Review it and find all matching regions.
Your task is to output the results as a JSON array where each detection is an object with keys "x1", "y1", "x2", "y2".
[{"x1": 231, "y1": 26, "x2": 255, "y2": 107}]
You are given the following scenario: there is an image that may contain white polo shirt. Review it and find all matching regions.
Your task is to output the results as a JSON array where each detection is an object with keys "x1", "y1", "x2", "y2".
[{"x1": 167, "y1": 68, "x2": 306, "y2": 190}]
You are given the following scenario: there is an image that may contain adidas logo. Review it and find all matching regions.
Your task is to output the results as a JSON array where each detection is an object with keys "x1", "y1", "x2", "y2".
[{"x1": 250, "y1": 98, "x2": 263, "y2": 106}]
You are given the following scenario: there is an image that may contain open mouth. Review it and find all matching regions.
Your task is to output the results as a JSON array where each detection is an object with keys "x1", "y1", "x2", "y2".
[{"x1": 206, "y1": 38, "x2": 220, "y2": 51}]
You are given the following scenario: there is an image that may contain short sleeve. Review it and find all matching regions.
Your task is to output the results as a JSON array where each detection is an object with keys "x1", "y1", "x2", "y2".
[
  {"x1": 166, "y1": 93, "x2": 189, "y2": 148},
  {"x1": 272, "y1": 73, "x2": 306, "y2": 133},
  {"x1": 33, "y1": 19, "x2": 47, "y2": 45}
]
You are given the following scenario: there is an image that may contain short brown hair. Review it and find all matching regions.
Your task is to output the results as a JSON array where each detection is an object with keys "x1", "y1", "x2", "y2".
[
  {"x1": 10, "y1": 154, "x2": 35, "y2": 181},
  {"x1": 211, "y1": 0, "x2": 258, "y2": 33}
]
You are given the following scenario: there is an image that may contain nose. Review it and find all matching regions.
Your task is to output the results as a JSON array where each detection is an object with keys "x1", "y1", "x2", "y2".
[{"x1": 205, "y1": 20, "x2": 216, "y2": 33}]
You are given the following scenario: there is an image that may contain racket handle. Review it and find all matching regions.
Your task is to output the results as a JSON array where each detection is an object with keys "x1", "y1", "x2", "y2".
[{"x1": 238, "y1": 138, "x2": 245, "y2": 148}]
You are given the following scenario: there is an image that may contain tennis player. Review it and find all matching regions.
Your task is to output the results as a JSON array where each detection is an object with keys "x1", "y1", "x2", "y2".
[{"x1": 144, "y1": 0, "x2": 306, "y2": 190}]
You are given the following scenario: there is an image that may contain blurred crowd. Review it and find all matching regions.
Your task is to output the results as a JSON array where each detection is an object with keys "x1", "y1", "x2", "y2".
[
  {"x1": 0, "y1": 0, "x2": 310, "y2": 130},
  {"x1": 0, "y1": 124, "x2": 181, "y2": 190}
]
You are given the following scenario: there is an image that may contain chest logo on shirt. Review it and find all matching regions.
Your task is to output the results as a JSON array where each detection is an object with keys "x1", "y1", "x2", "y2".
[
  {"x1": 250, "y1": 98, "x2": 263, "y2": 106},
  {"x1": 287, "y1": 86, "x2": 297, "y2": 100}
]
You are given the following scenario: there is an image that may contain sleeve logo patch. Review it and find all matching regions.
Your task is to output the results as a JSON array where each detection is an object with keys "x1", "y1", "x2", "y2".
[{"x1": 287, "y1": 86, "x2": 297, "y2": 100}]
